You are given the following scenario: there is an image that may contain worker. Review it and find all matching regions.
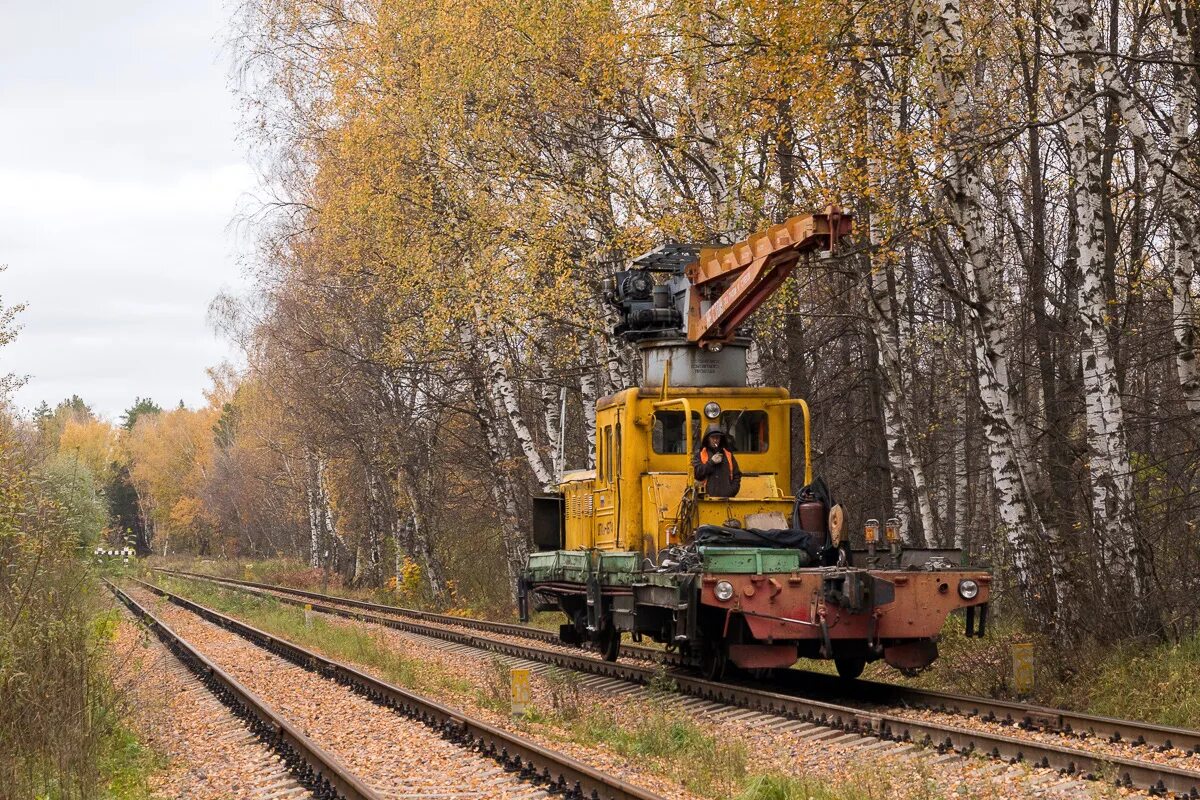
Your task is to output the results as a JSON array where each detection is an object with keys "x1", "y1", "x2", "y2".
[{"x1": 693, "y1": 425, "x2": 742, "y2": 497}]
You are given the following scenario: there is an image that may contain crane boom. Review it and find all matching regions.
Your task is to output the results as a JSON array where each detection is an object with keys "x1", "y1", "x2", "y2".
[
  {"x1": 686, "y1": 206, "x2": 851, "y2": 346},
  {"x1": 605, "y1": 206, "x2": 853, "y2": 346}
]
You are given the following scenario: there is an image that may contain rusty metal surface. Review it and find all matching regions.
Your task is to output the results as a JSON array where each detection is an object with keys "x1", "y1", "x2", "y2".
[
  {"x1": 698, "y1": 569, "x2": 991, "y2": 641},
  {"x1": 158, "y1": 570, "x2": 1200, "y2": 798},
  {"x1": 686, "y1": 207, "x2": 854, "y2": 344}
]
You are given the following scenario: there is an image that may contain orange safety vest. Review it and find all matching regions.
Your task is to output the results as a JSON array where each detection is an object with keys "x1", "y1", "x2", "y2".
[{"x1": 699, "y1": 447, "x2": 735, "y2": 480}]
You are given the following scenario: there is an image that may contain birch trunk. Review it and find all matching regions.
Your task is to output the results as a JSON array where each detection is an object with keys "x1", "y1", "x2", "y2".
[
  {"x1": 363, "y1": 465, "x2": 388, "y2": 585},
  {"x1": 476, "y1": 310, "x2": 555, "y2": 489},
  {"x1": 746, "y1": 339, "x2": 765, "y2": 387},
  {"x1": 305, "y1": 451, "x2": 323, "y2": 568},
  {"x1": 1054, "y1": 0, "x2": 1143, "y2": 607},
  {"x1": 915, "y1": 0, "x2": 1045, "y2": 601},
  {"x1": 579, "y1": 366, "x2": 599, "y2": 469},
  {"x1": 539, "y1": 380, "x2": 563, "y2": 477},
  {"x1": 863, "y1": 254, "x2": 937, "y2": 546},
  {"x1": 952, "y1": 411, "x2": 969, "y2": 548},
  {"x1": 1171, "y1": 220, "x2": 1200, "y2": 413},
  {"x1": 473, "y1": 374, "x2": 529, "y2": 600}
]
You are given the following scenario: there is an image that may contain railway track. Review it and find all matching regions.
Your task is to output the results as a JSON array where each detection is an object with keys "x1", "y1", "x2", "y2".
[
  {"x1": 122, "y1": 577, "x2": 665, "y2": 800},
  {"x1": 159, "y1": 568, "x2": 1200, "y2": 757},
  {"x1": 108, "y1": 580, "x2": 379, "y2": 800},
  {"x1": 107, "y1": 587, "x2": 317, "y2": 800},
  {"x1": 155, "y1": 569, "x2": 1200, "y2": 798}
]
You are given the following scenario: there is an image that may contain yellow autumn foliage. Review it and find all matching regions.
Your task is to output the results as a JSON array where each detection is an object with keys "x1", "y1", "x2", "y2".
[{"x1": 58, "y1": 417, "x2": 118, "y2": 481}]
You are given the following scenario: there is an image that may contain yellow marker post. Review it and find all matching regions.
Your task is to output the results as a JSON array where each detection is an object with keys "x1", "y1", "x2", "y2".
[
  {"x1": 510, "y1": 667, "x2": 531, "y2": 717},
  {"x1": 304, "y1": 603, "x2": 313, "y2": 628},
  {"x1": 1012, "y1": 642, "x2": 1034, "y2": 695}
]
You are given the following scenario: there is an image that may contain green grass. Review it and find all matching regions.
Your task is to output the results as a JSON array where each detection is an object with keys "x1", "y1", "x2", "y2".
[
  {"x1": 97, "y1": 722, "x2": 164, "y2": 800},
  {"x1": 1065, "y1": 633, "x2": 1200, "y2": 728},
  {"x1": 154, "y1": 576, "x2": 471, "y2": 698},
  {"x1": 735, "y1": 773, "x2": 927, "y2": 800},
  {"x1": 572, "y1": 705, "x2": 747, "y2": 797}
]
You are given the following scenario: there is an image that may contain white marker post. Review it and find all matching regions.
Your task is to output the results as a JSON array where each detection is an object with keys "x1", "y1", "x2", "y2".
[
  {"x1": 304, "y1": 603, "x2": 313, "y2": 628},
  {"x1": 510, "y1": 667, "x2": 530, "y2": 718}
]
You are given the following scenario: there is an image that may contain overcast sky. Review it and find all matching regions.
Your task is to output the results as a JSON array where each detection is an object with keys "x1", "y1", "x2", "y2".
[{"x1": 1, "y1": 0, "x2": 255, "y2": 420}]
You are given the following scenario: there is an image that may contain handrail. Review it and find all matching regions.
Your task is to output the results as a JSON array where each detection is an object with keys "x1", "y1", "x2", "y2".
[
  {"x1": 766, "y1": 398, "x2": 812, "y2": 486},
  {"x1": 651, "y1": 397, "x2": 695, "y2": 481}
]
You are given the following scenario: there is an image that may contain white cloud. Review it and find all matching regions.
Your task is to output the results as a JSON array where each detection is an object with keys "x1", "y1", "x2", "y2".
[{"x1": 0, "y1": 0, "x2": 257, "y2": 419}]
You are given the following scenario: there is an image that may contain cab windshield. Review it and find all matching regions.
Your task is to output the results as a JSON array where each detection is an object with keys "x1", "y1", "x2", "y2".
[{"x1": 652, "y1": 409, "x2": 768, "y2": 454}]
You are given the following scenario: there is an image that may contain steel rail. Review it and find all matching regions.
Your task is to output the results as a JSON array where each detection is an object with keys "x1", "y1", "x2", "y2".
[
  {"x1": 155, "y1": 569, "x2": 1200, "y2": 798},
  {"x1": 775, "y1": 670, "x2": 1200, "y2": 756},
  {"x1": 157, "y1": 568, "x2": 570, "y2": 646},
  {"x1": 127, "y1": 578, "x2": 664, "y2": 800},
  {"x1": 105, "y1": 580, "x2": 381, "y2": 800},
  {"x1": 160, "y1": 568, "x2": 1200, "y2": 757}
]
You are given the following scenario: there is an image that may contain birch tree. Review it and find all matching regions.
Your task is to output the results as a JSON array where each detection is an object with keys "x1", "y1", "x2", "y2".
[
  {"x1": 912, "y1": 0, "x2": 1048, "y2": 605},
  {"x1": 1053, "y1": 0, "x2": 1144, "y2": 610}
]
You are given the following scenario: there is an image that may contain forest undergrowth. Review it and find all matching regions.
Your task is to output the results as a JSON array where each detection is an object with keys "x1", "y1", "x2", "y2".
[{"x1": 0, "y1": 420, "x2": 160, "y2": 799}]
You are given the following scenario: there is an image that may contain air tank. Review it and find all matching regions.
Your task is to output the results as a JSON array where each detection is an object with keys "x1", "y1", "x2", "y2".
[
  {"x1": 639, "y1": 339, "x2": 749, "y2": 388},
  {"x1": 798, "y1": 499, "x2": 828, "y2": 550}
]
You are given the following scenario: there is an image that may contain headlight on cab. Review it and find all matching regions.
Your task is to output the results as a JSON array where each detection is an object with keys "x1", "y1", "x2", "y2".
[
  {"x1": 703, "y1": 401, "x2": 722, "y2": 419},
  {"x1": 958, "y1": 579, "x2": 979, "y2": 600},
  {"x1": 714, "y1": 580, "x2": 734, "y2": 601}
]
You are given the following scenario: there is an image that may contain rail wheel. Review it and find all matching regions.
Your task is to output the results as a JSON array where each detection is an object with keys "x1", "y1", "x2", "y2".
[
  {"x1": 597, "y1": 624, "x2": 621, "y2": 662},
  {"x1": 700, "y1": 641, "x2": 728, "y2": 681},
  {"x1": 834, "y1": 656, "x2": 866, "y2": 679}
]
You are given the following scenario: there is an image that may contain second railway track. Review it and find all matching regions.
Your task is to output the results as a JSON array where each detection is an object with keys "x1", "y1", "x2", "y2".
[
  {"x1": 119, "y1": 577, "x2": 667, "y2": 800},
  {"x1": 157, "y1": 567, "x2": 1200, "y2": 798}
]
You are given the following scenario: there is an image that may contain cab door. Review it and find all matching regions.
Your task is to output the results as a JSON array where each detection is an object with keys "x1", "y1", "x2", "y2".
[{"x1": 592, "y1": 408, "x2": 624, "y2": 550}]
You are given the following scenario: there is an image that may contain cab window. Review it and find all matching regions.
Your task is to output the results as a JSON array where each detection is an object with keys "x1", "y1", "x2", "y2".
[
  {"x1": 614, "y1": 422, "x2": 622, "y2": 477},
  {"x1": 652, "y1": 410, "x2": 698, "y2": 454},
  {"x1": 724, "y1": 410, "x2": 769, "y2": 452},
  {"x1": 604, "y1": 425, "x2": 613, "y2": 482},
  {"x1": 652, "y1": 409, "x2": 769, "y2": 454}
]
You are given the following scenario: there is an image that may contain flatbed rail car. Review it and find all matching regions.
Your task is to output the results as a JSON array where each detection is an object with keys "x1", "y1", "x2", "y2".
[{"x1": 521, "y1": 209, "x2": 990, "y2": 680}]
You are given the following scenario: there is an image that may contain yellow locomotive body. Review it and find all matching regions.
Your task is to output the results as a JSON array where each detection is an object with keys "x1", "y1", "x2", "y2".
[{"x1": 561, "y1": 384, "x2": 805, "y2": 555}]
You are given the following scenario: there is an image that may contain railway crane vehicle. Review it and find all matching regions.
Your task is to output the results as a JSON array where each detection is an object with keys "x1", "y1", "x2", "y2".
[{"x1": 520, "y1": 208, "x2": 991, "y2": 679}]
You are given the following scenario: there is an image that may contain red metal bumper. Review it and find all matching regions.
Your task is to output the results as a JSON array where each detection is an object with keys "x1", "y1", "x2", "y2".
[{"x1": 699, "y1": 569, "x2": 991, "y2": 642}]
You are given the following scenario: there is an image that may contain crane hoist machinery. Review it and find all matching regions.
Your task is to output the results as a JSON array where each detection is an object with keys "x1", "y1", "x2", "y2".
[{"x1": 521, "y1": 207, "x2": 990, "y2": 680}]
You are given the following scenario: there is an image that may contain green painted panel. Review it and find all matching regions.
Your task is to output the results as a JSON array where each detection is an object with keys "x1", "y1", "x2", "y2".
[
  {"x1": 698, "y1": 546, "x2": 806, "y2": 574},
  {"x1": 525, "y1": 549, "x2": 643, "y2": 585},
  {"x1": 599, "y1": 551, "x2": 640, "y2": 586}
]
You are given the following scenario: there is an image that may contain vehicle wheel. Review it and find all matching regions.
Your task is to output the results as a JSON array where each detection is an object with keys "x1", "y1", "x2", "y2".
[
  {"x1": 834, "y1": 657, "x2": 866, "y2": 679},
  {"x1": 700, "y1": 642, "x2": 728, "y2": 681},
  {"x1": 598, "y1": 625, "x2": 621, "y2": 662}
]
